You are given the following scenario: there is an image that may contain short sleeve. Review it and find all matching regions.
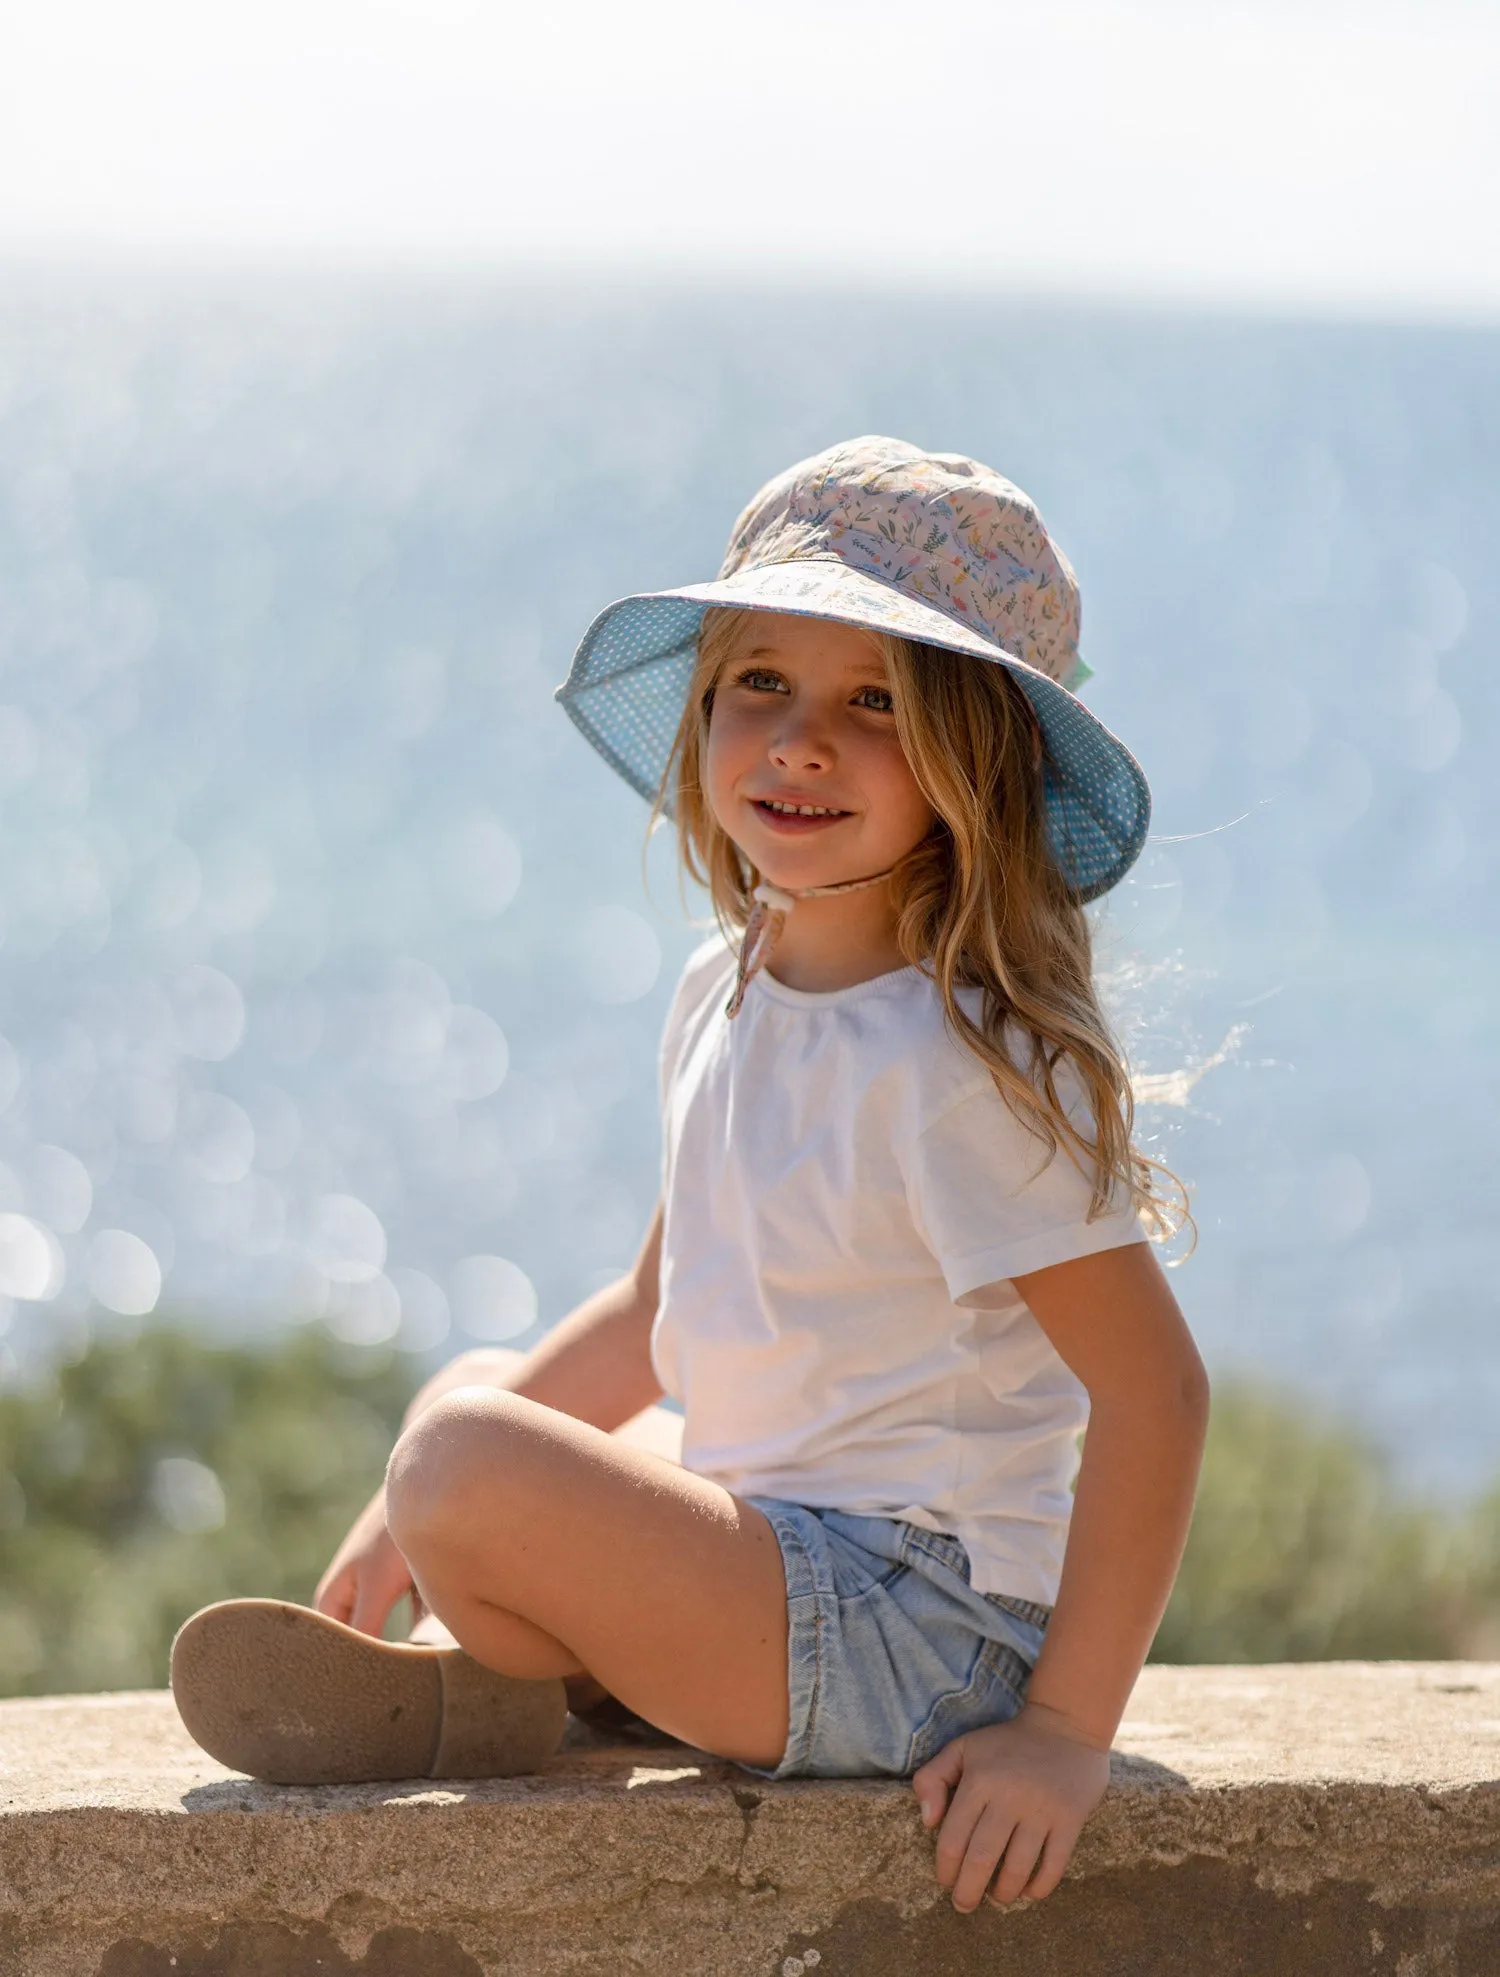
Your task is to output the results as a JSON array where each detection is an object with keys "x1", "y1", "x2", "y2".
[{"x1": 907, "y1": 1074, "x2": 1147, "y2": 1303}]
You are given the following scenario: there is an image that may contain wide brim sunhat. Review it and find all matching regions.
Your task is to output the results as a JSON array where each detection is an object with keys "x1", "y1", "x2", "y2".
[{"x1": 556, "y1": 435, "x2": 1149, "y2": 903}]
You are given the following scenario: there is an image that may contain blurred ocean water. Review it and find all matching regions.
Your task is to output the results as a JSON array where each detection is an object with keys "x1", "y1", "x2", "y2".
[{"x1": 0, "y1": 272, "x2": 1493, "y2": 1491}]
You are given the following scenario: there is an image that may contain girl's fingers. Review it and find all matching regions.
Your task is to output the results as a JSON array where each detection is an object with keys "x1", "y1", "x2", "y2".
[
  {"x1": 949, "y1": 1804, "x2": 1019, "y2": 1914},
  {"x1": 912, "y1": 1741, "x2": 964, "y2": 1830},
  {"x1": 931, "y1": 1784, "x2": 987, "y2": 1890},
  {"x1": 348, "y1": 1588, "x2": 387, "y2": 1638},
  {"x1": 1019, "y1": 1823, "x2": 1078, "y2": 1903},
  {"x1": 350, "y1": 1563, "x2": 408, "y2": 1639},
  {"x1": 314, "y1": 1565, "x2": 356, "y2": 1625},
  {"x1": 989, "y1": 1818, "x2": 1049, "y2": 1906}
]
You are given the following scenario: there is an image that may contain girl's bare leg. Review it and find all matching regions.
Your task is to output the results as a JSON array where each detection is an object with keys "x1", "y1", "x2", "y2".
[
  {"x1": 385, "y1": 1385, "x2": 788, "y2": 1767},
  {"x1": 611, "y1": 1398, "x2": 688, "y2": 1463},
  {"x1": 419, "y1": 1345, "x2": 686, "y2": 1463},
  {"x1": 404, "y1": 1353, "x2": 684, "y2": 1665}
]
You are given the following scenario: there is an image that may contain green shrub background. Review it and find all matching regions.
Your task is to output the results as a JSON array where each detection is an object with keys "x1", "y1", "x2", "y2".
[
  {"x1": 0, "y1": 1326, "x2": 1495, "y2": 1697},
  {"x1": 0, "y1": 1328, "x2": 411, "y2": 1695}
]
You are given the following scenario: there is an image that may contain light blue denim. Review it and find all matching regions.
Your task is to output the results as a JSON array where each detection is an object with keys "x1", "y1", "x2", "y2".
[{"x1": 743, "y1": 1498, "x2": 1051, "y2": 1781}]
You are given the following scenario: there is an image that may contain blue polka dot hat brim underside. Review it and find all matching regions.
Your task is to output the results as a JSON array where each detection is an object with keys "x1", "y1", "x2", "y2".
[{"x1": 555, "y1": 561, "x2": 1150, "y2": 904}]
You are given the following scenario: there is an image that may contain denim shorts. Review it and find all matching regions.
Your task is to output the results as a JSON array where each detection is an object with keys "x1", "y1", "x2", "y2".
[{"x1": 743, "y1": 1498, "x2": 1050, "y2": 1781}]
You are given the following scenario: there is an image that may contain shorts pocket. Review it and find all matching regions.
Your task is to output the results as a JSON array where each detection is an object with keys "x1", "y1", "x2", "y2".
[
  {"x1": 897, "y1": 1524, "x2": 972, "y2": 1581},
  {"x1": 985, "y1": 1590, "x2": 1052, "y2": 1635},
  {"x1": 905, "y1": 1635, "x2": 1035, "y2": 1775}
]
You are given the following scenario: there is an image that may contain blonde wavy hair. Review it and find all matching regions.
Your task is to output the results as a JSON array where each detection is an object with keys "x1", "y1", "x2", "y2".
[{"x1": 652, "y1": 606, "x2": 1192, "y2": 1246}]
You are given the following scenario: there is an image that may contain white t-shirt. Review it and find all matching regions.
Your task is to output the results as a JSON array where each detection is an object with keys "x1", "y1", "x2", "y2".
[{"x1": 653, "y1": 937, "x2": 1148, "y2": 1606}]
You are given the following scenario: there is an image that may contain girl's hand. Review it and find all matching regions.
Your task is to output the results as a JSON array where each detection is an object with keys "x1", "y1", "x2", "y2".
[
  {"x1": 912, "y1": 1702, "x2": 1111, "y2": 1911},
  {"x1": 313, "y1": 1487, "x2": 418, "y2": 1638}
]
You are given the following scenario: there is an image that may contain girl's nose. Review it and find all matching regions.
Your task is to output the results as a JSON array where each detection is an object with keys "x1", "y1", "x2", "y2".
[{"x1": 770, "y1": 708, "x2": 833, "y2": 773}]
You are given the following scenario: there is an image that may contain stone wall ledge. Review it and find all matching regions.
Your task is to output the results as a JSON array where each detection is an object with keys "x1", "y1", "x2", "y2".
[{"x1": 3, "y1": 1662, "x2": 1499, "y2": 1977}]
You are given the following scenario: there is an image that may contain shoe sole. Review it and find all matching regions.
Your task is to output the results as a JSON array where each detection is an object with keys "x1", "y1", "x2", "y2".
[{"x1": 171, "y1": 1598, "x2": 567, "y2": 1785}]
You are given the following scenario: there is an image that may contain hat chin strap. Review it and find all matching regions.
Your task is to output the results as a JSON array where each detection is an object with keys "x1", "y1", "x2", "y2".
[{"x1": 724, "y1": 867, "x2": 895, "y2": 1020}]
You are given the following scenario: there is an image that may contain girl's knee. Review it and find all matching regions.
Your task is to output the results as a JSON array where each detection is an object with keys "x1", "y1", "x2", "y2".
[{"x1": 385, "y1": 1386, "x2": 534, "y2": 1557}]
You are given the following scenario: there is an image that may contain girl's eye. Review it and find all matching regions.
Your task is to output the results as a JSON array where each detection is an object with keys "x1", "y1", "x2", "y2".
[
  {"x1": 735, "y1": 667, "x2": 788, "y2": 694},
  {"x1": 853, "y1": 686, "x2": 894, "y2": 713}
]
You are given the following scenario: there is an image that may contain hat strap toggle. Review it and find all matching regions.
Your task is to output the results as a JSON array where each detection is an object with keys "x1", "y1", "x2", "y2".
[{"x1": 724, "y1": 868, "x2": 895, "y2": 1019}]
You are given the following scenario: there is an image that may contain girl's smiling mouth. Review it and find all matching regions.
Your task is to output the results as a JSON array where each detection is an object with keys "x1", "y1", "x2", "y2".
[{"x1": 750, "y1": 796, "x2": 852, "y2": 832}]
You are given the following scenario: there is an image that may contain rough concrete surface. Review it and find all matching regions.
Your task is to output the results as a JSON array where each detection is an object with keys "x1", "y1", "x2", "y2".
[{"x1": 2, "y1": 1663, "x2": 1499, "y2": 1976}]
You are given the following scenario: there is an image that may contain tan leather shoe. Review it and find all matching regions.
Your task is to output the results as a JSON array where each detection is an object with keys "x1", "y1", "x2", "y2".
[{"x1": 171, "y1": 1599, "x2": 567, "y2": 1785}]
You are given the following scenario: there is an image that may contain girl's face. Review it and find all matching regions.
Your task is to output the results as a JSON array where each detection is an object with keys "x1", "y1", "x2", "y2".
[{"x1": 703, "y1": 614, "x2": 936, "y2": 888}]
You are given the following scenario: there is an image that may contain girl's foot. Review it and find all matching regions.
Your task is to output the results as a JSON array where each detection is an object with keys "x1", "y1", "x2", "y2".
[
  {"x1": 171, "y1": 1599, "x2": 567, "y2": 1785},
  {"x1": 407, "y1": 1608, "x2": 662, "y2": 1744},
  {"x1": 563, "y1": 1672, "x2": 665, "y2": 1743}
]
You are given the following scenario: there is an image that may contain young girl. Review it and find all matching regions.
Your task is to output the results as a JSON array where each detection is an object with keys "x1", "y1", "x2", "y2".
[{"x1": 173, "y1": 436, "x2": 1208, "y2": 1915}]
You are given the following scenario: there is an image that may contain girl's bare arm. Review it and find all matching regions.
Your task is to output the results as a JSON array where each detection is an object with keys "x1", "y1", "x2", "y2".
[
  {"x1": 316, "y1": 1206, "x2": 664, "y2": 1634},
  {"x1": 399, "y1": 1205, "x2": 664, "y2": 1431},
  {"x1": 914, "y1": 1240, "x2": 1209, "y2": 1908},
  {"x1": 1013, "y1": 1239, "x2": 1209, "y2": 1743}
]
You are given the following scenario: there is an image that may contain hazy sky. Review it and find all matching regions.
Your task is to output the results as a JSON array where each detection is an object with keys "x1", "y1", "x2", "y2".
[{"x1": 3, "y1": 0, "x2": 1497, "y2": 314}]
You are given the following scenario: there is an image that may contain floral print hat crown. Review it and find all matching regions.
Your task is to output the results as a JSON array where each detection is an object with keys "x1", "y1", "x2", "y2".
[{"x1": 556, "y1": 435, "x2": 1150, "y2": 902}]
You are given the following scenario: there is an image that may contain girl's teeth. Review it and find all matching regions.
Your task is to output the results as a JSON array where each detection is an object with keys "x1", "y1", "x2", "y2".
[{"x1": 766, "y1": 801, "x2": 839, "y2": 816}]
